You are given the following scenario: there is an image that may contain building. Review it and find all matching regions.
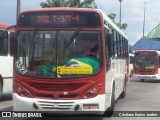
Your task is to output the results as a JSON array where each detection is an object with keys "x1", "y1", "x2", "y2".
[{"x1": 132, "y1": 24, "x2": 160, "y2": 50}]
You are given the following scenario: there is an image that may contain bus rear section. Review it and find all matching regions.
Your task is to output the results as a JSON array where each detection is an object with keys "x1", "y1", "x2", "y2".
[
  {"x1": 0, "y1": 23, "x2": 14, "y2": 98},
  {"x1": 133, "y1": 50, "x2": 160, "y2": 81},
  {"x1": 12, "y1": 8, "x2": 128, "y2": 115}
]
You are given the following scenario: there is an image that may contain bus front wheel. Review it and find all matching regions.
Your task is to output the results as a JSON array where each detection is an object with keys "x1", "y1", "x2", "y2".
[
  {"x1": 120, "y1": 83, "x2": 126, "y2": 99},
  {"x1": 140, "y1": 79, "x2": 144, "y2": 82}
]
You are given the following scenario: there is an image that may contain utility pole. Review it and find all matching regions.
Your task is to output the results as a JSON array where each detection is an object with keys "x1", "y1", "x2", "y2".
[
  {"x1": 16, "y1": 0, "x2": 21, "y2": 21},
  {"x1": 143, "y1": 2, "x2": 147, "y2": 37},
  {"x1": 119, "y1": 0, "x2": 122, "y2": 26}
]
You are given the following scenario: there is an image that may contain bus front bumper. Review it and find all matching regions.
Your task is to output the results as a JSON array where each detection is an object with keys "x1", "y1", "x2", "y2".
[
  {"x1": 13, "y1": 93, "x2": 107, "y2": 115},
  {"x1": 133, "y1": 74, "x2": 160, "y2": 80}
]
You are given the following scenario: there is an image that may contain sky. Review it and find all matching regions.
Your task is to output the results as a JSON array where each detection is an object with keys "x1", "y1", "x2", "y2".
[{"x1": 0, "y1": 0, "x2": 160, "y2": 45}]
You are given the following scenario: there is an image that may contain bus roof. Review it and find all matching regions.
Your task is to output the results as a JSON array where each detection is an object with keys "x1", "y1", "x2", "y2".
[
  {"x1": 129, "y1": 53, "x2": 134, "y2": 57},
  {"x1": 135, "y1": 50, "x2": 160, "y2": 55},
  {"x1": 20, "y1": 8, "x2": 127, "y2": 38},
  {"x1": 19, "y1": 8, "x2": 128, "y2": 40},
  {"x1": 20, "y1": 7, "x2": 102, "y2": 13},
  {"x1": 100, "y1": 10, "x2": 128, "y2": 40}
]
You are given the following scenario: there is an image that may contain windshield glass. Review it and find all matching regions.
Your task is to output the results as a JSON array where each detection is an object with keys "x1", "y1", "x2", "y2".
[
  {"x1": 134, "y1": 52, "x2": 157, "y2": 70},
  {"x1": 15, "y1": 30, "x2": 102, "y2": 78}
]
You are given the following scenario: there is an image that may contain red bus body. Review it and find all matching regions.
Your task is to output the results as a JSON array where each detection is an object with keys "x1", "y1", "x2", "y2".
[
  {"x1": 12, "y1": 8, "x2": 129, "y2": 115},
  {"x1": 133, "y1": 50, "x2": 160, "y2": 81}
]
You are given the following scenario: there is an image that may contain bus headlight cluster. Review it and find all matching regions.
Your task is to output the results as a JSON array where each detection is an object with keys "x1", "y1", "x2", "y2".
[
  {"x1": 17, "y1": 86, "x2": 22, "y2": 91},
  {"x1": 82, "y1": 83, "x2": 103, "y2": 99},
  {"x1": 92, "y1": 87, "x2": 98, "y2": 92},
  {"x1": 14, "y1": 83, "x2": 33, "y2": 98}
]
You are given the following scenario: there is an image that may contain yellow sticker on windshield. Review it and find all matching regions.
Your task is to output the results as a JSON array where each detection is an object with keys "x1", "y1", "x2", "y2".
[
  {"x1": 145, "y1": 66, "x2": 155, "y2": 69},
  {"x1": 57, "y1": 67, "x2": 92, "y2": 74}
]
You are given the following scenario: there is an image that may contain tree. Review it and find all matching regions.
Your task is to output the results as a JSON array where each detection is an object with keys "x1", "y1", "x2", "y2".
[
  {"x1": 40, "y1": 0, "x2": 67, "y2": 8},
  {"x1": 117, "y1": 22, "x2": 128, "y2": 30},
  {"x1": 40, "y1": 0, "x2": 97, "y2": 8},
  {"x1": 108, "y1": 13, "x2": 127, "y2": 30},
  {"x1": 80, "y1": 0, "x2": 97, "y2": 8},
  {"x1": 120, "y1": 23, "x2": 127, "y2": 30},
  {"x1": 107, "y1": 13, "x2": 116, "y2": 22},
  {"x1": 129, "y1": 44, "x2": 133, "y2": 54}
]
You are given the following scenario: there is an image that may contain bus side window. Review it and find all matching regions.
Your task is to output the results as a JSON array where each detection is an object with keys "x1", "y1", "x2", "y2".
[
  {"x1": 0, "y1": 31, "x2": 8, "y2": 56},
  {"x1": 105, "y1": 27, "x2": 111, "y2": 71},
  {"x1": 111, "y1": 29, "x2": 115, "y2": 57},
  {"x1": 10, "y1": 32, "x2": 15, "y2": 56}
]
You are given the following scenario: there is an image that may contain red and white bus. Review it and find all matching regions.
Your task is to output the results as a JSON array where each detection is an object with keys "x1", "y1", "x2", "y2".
[
  {"x1": 6, "y1": 8, "x2": 129, "y2": 115},
  {"x1": 133, "y1": 50, "x2": 160, "y2": 82},
  {"x1": 0, "y1": 23, "x2": 14, "y2": 98}
]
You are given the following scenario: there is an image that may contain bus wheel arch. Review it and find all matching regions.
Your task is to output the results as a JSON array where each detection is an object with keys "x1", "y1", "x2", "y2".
[
  {"x1": 104, "y1": 81, "x2": 115, "y2": 117},
  {"x1": 120, "y1": 74, "x2": 128, "y2": 98},
  {"x1": 110, "y1": 82, "x2": 115, "y2": 111}
]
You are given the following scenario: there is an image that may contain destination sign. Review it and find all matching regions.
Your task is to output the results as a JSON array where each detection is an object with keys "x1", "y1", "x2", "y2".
[
  {"x1": 35, "y1": 15, "x2": 80, "y2": 25},
  {"x1": 18, "y1": 11, "x2": 101, "y2": 27}
]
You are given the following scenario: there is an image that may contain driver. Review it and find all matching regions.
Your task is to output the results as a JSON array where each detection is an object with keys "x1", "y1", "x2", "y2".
[{"x1": 82, "y1": 35, "x2": 99, "y2": 57}]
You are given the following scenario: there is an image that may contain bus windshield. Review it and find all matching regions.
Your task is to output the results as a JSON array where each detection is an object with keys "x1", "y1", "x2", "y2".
[
  {"x1": 15, "y1": 30, "x2": 102, "y2": 78},
  {"x1": 134, "y1": 52, "x2": 157, "y2": 70}
]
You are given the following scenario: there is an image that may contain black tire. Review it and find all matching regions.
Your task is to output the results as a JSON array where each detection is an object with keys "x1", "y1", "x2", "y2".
[
  {"x1": 141, "y1": 79, "x2": 144, "y2": 82},
  {"x1": 104, "y1": 84, "x2": 115, "y2": 117},
  {"x1": 110, "y1": 85, "x2": 115, "y2": 111},
  {"x1": 120, "y1": 75, "x2": 128, "y2": 99},
  {"x1": 120, "y1": 84, "x2": 126, "y2": 99}
]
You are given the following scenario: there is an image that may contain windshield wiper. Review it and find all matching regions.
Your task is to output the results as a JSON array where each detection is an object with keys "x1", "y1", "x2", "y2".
[
  {"x1": 63, "y1": 37, "x2": 67, "y2": 59},
  {"x1": 65, "y1": 28, "x2": 80, "y2": 48}
]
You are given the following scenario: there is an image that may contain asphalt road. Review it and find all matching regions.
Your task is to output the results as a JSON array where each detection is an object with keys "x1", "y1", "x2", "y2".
[
  {"x1": 115, "y1": 77, "x2": 160, "y2": 111},
  {"x1": 0, "y1": 77, "x2": 160, "y2": 119}
]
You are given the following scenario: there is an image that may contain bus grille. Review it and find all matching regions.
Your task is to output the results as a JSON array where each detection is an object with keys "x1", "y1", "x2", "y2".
[
  {"x1": 24, "y1": 82, "x2": 87, "y2": 99},
  {"x1": 35, "y1": 94, "x2": 78, "y2": 99},
  {"x1": 36, "y1": 100, "x2": 75, "y2": 110},
  {"x1": 134, "y1": 69, "x2": 157, "y2": 75},
  {"x1": 28, "y1": 83, "x2": 86, "y2": 92}
]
